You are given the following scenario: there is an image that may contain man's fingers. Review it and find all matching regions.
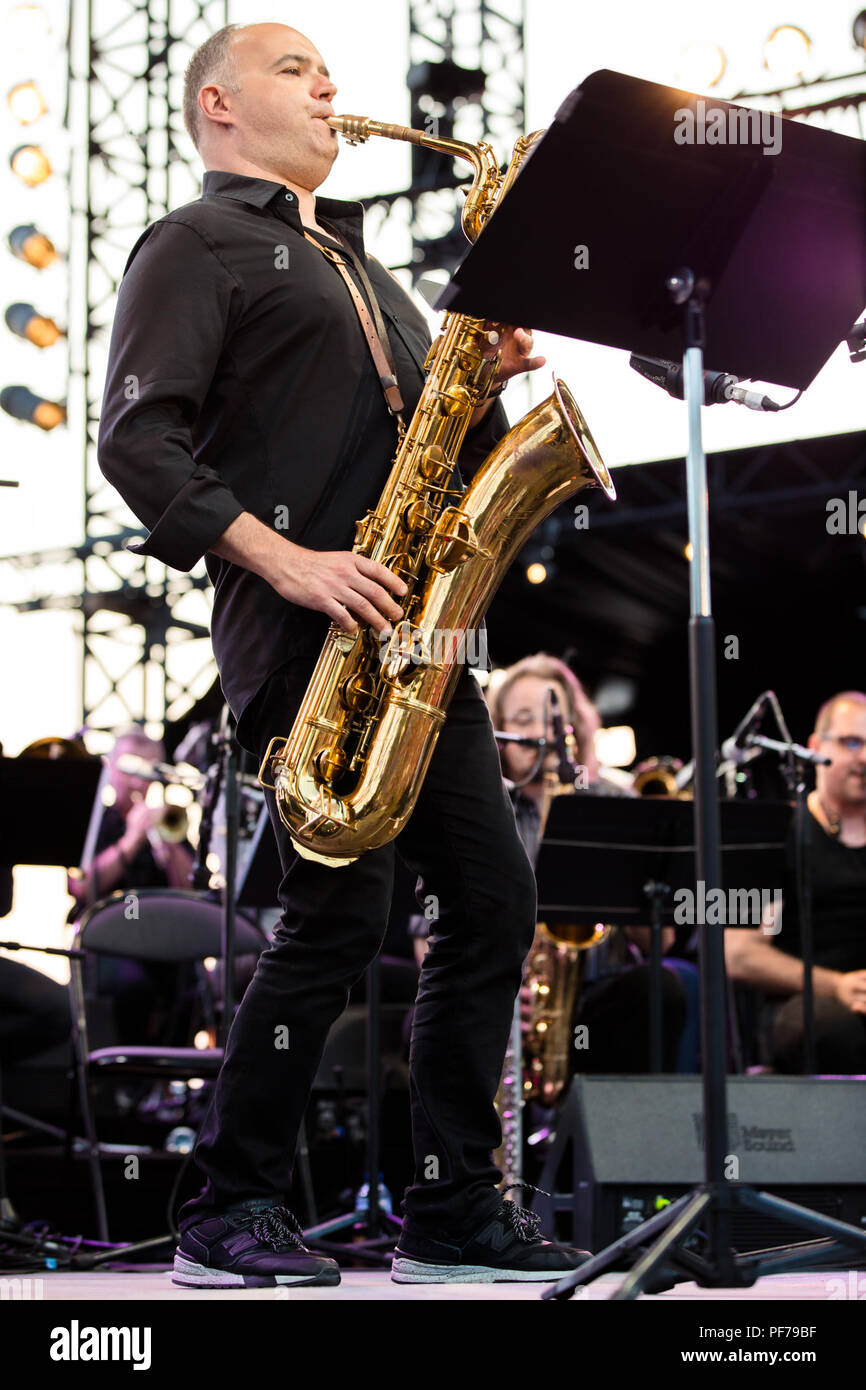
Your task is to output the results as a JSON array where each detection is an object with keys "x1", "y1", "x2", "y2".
[
  {"x1": 338, "y1": 590, "x2": 398, "y2": 634},
  {"x1": 355, "y1": 554, "x2": 408, "y2": 596},
  {"x1": 324, "y1": 598, "x2": 358, "y2": 634},
  {"x1": 347, "y1": 574, "x2": 404, "y2": 623}
]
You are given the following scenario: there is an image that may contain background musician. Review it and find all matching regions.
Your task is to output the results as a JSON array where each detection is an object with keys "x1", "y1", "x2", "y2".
[
  {"x1": 68, "y1": 728, "x2": 194, "y2": 910},
  {"x1": 68, "y1": 728, "x2": 196, "y2": 1047},
  {"x1": 725, "y1": 690, "x2": 866, "y2": 1073},
  {"x1": 486, "y1": 653, "x2": 692, "y2": 1075}
]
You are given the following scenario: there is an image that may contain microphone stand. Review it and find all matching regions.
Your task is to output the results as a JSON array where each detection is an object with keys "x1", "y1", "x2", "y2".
[{"x1": 189, "y1": 709, "x2": 237, "y2": 1047}]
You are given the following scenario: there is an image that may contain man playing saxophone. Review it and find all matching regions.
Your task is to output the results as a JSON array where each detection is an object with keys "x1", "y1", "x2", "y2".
[{"x1": 98, "y1": 20, "x2": 590, "y2": 1286}]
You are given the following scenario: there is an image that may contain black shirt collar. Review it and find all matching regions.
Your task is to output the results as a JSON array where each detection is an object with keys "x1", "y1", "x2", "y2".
[{"x1": 201, "y1": 169, "x2": 366, "y2": 257}]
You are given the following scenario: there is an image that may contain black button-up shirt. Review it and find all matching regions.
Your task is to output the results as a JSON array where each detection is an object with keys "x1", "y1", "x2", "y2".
[{"x1": 97, "y1": 170, "x2": 508, "y2": 732}]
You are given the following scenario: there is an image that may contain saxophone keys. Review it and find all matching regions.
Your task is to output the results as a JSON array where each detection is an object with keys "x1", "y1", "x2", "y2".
[
  {"x1": 338, "y1": 671, "x2": 376, "y2": 713},
  {"x1": 438, "y1": 383, "x2": 473, "y2": 417},
  {"x1": 401, "y1": 498, "x2": 434, "y2": 535},
  {"x1": 314, "y1": 744, "x2": 349, "y2": 787},
  {"x1": 419, "y1": 444, "x2": 449, "y2": 484},
  {"x1": 425, "y1": 507, "x2": 479, "y2": 572},
  {"x1": 380, "y1": 621, "x2": 425, "y2": 681}
]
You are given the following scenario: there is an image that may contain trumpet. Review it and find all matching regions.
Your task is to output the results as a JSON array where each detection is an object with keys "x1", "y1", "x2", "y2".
[
  {"x1": 131, "y1": 791, "x2": 190, "y2": 847},
  {"x1": 631, "y1": 756, "x2": 694, "y2": 797},
  {"x1": 151, "y1": 803, "x2": 189, "y2": 843}
]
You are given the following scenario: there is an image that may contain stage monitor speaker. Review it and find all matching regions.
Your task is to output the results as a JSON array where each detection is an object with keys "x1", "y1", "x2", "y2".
[{"x1": 532, "y1": 1075, "x2": 866, "y2": 1257}]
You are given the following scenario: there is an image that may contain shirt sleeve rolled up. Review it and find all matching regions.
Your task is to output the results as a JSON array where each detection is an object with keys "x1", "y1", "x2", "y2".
[{"x1": 97, "y1": 218, "x2": 246, "y2": 572}]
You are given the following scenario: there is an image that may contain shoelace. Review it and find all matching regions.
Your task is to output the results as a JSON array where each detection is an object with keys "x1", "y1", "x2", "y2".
[
  {"x1": 500, "y1": 1200, "x2": 543, "y2": 1243},
  {"x1": 249, "y1": 1205, "x2": 307, "y2": 1252},
  {"x1": 499, "y1": 1183, "x2": 549, "y2": 1244}
]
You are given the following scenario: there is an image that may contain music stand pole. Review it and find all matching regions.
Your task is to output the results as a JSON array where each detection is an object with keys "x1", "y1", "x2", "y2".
[{"x1": 676, "y1": 273, "x2": 736, "y2": 1273}]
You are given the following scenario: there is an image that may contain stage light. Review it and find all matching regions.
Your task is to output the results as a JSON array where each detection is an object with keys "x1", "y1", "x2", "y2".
[
  {"x1": 684, "y1": 541, "x2": 694, "y2": 561},
  {"x1": 675, "y1": 42, "x2": 726, "y2": 91},
  {"x1": 763, "y1": 26, "x2": 811, "y2": 80},
  {"x1": 525, "y1": 534, "x2": 557, "y2": 584},
  {"x1": 7, "y1": 80, "x2": 47, "y2": 124},
  {"x1": 854, "y1": 11, "x2": 866, "y2": 50},
  {"x1": 8, "y1": 223, "x2": 57, "y2": 267},
  {"x1": 10, "y1": 144, "x2": 52, "y2": 186},
  {"x1": 0, "y1": 384, "x2": 66, "y2": 430},
  {"x1": 595, "y1": 725, "x2": 637, "y2": 768},
  {"x1": 6, "y1": 4, "x2": 50, "y2": 45},
  {"x1": 5, "y1": 302, "x2": 62, "y2": 346}
]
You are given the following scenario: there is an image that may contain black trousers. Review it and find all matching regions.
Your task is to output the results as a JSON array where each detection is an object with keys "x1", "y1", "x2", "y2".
[
  {"x1": 178, "y1": 658, "x2": 536, "y2": 1234},
  {"x1": 574, "y1": 964, "x2": 688, "y2": 1073},
  {"x1": 765, "y1": 995, "x2": 866, "y2": 1074}
]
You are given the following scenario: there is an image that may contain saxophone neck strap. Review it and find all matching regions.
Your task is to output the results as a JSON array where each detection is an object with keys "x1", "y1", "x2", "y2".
[{"x1": 301, "y1": 226, "x2": 406, "y2": 429}]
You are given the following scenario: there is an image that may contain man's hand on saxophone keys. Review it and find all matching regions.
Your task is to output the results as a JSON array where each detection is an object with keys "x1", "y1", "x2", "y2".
[{"x1": 469, "y1": 324, "x2": 547, "y2": 427}]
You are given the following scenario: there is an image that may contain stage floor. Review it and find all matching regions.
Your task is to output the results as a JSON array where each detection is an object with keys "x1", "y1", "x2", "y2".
[{"x1": 29, "y1": 1267, "x2": 855, "y2": 1300}]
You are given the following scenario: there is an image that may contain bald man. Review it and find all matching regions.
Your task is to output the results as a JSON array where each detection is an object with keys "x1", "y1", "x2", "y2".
[
  {"x1": 726, "y1": 691, "x2": 866, "y2": 1072},
  {"x1": 98, "y1": 21, "x2": 589, "y2": 1288}
]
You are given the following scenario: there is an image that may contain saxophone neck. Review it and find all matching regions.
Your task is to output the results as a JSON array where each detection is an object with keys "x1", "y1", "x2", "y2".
[{"x1": 326, "y1": 114, "x2": 512, "y2": 242}]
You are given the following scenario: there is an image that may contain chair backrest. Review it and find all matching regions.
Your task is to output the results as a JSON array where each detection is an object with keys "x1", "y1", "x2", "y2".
[{"x1": 74, "y1": 888, "x2": 267, "y2": 964}]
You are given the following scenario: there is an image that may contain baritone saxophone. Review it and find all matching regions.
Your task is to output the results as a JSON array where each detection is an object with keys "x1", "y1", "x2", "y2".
[{"x1": 258, "y1": 115, "x2": 616, "y2": 865}]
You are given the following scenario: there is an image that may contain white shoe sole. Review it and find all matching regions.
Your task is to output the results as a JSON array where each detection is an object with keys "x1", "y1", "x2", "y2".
[
  {"x1": 391, "y1": 1256, "x2": 580, "y2": 1284},
  {"x1": 171, "y1": 1253, "x2": 340, "y2": 1288}
]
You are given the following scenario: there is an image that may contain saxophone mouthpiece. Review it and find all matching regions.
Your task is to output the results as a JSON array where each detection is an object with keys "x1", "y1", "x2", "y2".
[
  {"x1": 326, "y1": 115, "x2": 425, "y2": 146},
  {"x1": 326, "y1": 114, "x2": 369, "y2": 144}
]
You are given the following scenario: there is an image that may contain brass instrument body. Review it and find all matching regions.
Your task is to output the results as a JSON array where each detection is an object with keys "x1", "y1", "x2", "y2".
[
  {"x1": 522, "y1": 919, "x2": 609, "y2": 1106},
  {"x1": 632, "y1": 756, "x2": 693, "y2": 797},
  {"x1": 154, "y1": 803, "x2": 189, "y2": 843},
  {"x1": 259, "y1": 116, "x2": 615, "y2": 865}
]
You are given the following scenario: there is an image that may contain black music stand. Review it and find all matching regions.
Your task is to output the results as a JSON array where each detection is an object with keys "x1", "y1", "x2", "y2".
[
  {"x1": 535, "y1": 795, "x2": 791, "y2": 1075},
  {"x1": 440, "y1": 69, "x2": 866, "y2": 1297}
]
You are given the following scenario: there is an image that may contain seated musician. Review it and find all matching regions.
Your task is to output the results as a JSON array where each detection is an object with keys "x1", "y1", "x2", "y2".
[
  {"x1": 485, "y1": 653, "x2": 689, "y2": 1075},
  {"x1": 68, "y1": 727, "x2": 196, "y2": 1046},
  {"x1": 725, "y1": 690, "x2": 866, "y2": 1074}
]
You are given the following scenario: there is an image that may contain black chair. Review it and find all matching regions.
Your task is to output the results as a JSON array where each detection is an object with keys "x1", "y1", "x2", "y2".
[
  {"x1": 69, "y1": 888, "x2": 267, "y2": 1242},
  {"x1": 730, "y1": 979, "x2": 774, "y2": 1074}
]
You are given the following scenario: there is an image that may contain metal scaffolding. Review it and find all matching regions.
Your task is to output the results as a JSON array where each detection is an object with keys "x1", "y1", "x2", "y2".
[
  {"x1": 363, "y1": 0, "x2": 527, "y2": 284},
  {"x1": 4, "y1": 0, "x2": 526, "y2": 739},
  {"x1": 4, "y1": 0, "x2": 227, "y2": 741}
]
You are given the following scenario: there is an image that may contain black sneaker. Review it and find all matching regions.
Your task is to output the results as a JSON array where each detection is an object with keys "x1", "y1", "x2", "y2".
[
  {"x1": 172, "y1": 1200, "x2": 340, "y2": 1289},
  {"x1": 391, "y1": 1198, "x2": 591, "y2": 1283}
]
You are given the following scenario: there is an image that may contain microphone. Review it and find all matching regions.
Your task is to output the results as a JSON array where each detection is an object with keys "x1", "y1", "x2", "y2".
[
  {"x1": 721, "y1": 691, "x2": 773, "y2": 765},
  {"x1": 629, "y1": 354, "x2": 782, "y2": 412},
  {"x1": 725, "y1": 385, "x2": 781, "y2": 413},
  {"x1": 548, "y1": 687, "x2": 575, "y2": 785},
  {"x1": 494, "y1": 732, "x2": 546, "y2": 748},
  {"x1": 629, "y1": 353, "x2": 738, "y2": 405},
  {"x1": 115, "y1": 753, "x2": 203, "y2": 788}
]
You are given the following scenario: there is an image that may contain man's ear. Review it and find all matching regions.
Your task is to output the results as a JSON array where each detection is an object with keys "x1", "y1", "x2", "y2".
[{"x1": 198, "y1": 83, "x2": 235, "y2": 131}]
